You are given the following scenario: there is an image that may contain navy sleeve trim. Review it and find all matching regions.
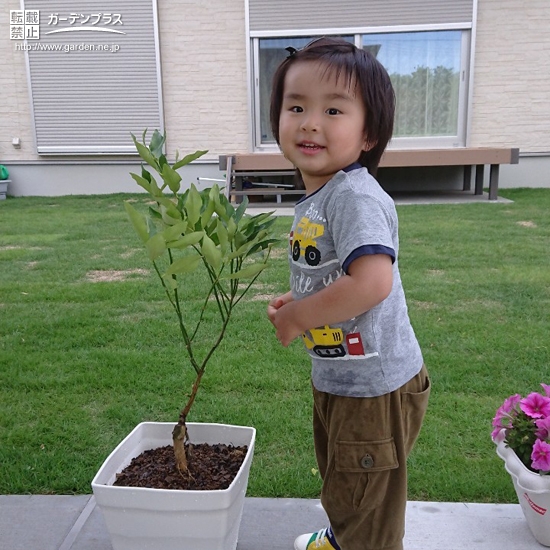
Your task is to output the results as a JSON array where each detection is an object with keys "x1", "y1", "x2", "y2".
[{"x1": 342, "y1": 245, "x2": 396, "y2": 274}]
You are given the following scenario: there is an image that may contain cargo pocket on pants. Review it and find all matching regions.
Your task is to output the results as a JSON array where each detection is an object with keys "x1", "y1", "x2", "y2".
[
  {"x1": 324, "y1": 439, "x2": 399, "y2": 512},
  {"x1": 401, "y1": 373, "x2": 431, "y2": 456}
]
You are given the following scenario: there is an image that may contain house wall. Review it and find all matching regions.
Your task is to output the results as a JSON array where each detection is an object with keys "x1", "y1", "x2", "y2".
[
  {"x1": 158, "y1": 0, "x2": 249, "y2": 160},
  {"x1": 471, "y1": 0, "x2": 550, "y2": 154},
  {"x1": 470, "y1": 0, "x2": 550, "y2": 188},
  {"x1": 2, "y1": 0, "x2": 549, "y2": 196},
  {"x1": 2, "y1": 0, "x2": 249, "y2": 195},
  {"x1": 2, "y1": 0, "x2": 35, "y2": 165}
]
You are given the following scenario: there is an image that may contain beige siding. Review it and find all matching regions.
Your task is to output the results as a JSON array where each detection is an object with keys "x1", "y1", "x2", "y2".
[
  {"x1": 1, "y1": 0, "x2": 35, "y2": 162},
  {"x1": 159, "y1": 0, "x2": 249, "y2": 160},
  {"x1": 1, "y1": 0, "x2": 249, "y2": 163},
  {"x1": 471, "y1": 0, "x2": 550, "y2": 153}
]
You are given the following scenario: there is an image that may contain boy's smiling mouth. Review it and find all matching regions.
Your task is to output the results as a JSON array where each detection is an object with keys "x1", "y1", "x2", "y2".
[{"x1": 299, "y1": 141, "x2": 325, "y2": 153}]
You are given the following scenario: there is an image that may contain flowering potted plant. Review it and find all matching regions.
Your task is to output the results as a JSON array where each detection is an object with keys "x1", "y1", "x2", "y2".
[{"x1": 492, "y1": 384, "x2": 550, "y2": 546}]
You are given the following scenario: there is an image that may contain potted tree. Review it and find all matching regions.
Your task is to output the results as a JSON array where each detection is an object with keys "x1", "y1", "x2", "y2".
[{"x1": 91, "y1": 130, "x2": 278, "y2": 550}]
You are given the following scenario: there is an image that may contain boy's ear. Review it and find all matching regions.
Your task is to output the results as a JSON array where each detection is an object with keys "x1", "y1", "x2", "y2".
[{"x1": 362, "y1": 138, "x2": 377, "y2": 152}]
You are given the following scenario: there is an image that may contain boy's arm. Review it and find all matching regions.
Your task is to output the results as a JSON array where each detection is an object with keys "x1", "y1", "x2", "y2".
[{"x1": 271, "y1": 254, "x2": 393, "y2": 347}]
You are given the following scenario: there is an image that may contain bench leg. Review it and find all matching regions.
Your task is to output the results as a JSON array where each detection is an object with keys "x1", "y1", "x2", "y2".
[
  {"x1": 475, "y1": 165, "x2": 484, "y2": 195},
  {"x1": 463, "y1": 165, "x2": 472, "y2": 191},
  {"x1": 225, "y1": 156, "x2": 233, "y2": 201},
  {"x1": 489, "y1": 164, "x2": 499, "y2": 201}
]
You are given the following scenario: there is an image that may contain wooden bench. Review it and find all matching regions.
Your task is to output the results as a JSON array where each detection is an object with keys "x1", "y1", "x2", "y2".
[
  {"x1": 219, "y1": 147, "x2": 519, "y2": 203},
  {"x1": 218, "y1": 154, "x2": 303, "y2": 204}
]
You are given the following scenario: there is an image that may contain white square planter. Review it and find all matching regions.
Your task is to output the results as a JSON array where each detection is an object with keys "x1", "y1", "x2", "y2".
[{"x1": 91, "y1": 422, "x2": 256, "y2": 550}]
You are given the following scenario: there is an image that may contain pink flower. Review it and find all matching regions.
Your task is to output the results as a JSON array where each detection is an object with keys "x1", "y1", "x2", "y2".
[
  {"x1": 520, "y1": 392, "x2": 550, "y2": 419},
  {"x1": 535, "y1": 417, "x2": 550, "y2": 440},
  {"x1": 541, "y1": 384, "x2": 550, "y2": 398},
  {"x1": 531, "y1": 439, "x2": 550, "y2": 472},
  {"x1": 502, "y1": 394, "x2": 522, "y2": 414},
  {"x1": 492, "y1": 395, "x2": 521, "y2": 428}
]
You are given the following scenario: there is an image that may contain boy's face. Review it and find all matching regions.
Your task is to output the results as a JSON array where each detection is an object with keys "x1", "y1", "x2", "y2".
[{"x1": 278, "y1": 60, "x2": 369, "y2": 193}]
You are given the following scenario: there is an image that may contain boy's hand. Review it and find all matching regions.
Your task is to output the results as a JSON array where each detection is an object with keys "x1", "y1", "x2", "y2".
[
  {"x1": 267, "y1": 292, "x2": 302, "y2": 347},
  {"x1": 267, "y1": 296, "x2": 285, "y2": 325},
  {"x1": 270, "y1": 301, "x2": 304, "y2": 347}
]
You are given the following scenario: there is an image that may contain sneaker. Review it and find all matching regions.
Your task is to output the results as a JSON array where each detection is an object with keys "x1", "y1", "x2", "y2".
[{"x1": 294, "y1": 526, "x2": 341, "y2": 550}]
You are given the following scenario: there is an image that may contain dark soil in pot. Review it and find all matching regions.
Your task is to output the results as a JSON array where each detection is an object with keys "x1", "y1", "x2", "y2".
[{"x1": 113, "y1": 443, "x2": 248, "y2": 491}]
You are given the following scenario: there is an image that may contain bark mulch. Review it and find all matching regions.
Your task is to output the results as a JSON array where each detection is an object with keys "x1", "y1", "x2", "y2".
[{"x1": 113, "y1": 443, "x2": 248, "y2": 491}]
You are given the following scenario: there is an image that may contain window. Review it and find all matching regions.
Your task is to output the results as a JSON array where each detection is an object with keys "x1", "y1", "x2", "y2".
[
  {"x1": 252, "y1": 30, "x2": 469, "y2": 149},
  {"x1": 363, "y1": 31, "x2": 465, "y2": 144}
]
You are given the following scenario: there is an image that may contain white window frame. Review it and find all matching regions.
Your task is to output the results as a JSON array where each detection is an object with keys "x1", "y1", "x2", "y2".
[{"x1": 250, "y1": 24, "x2": 472, "y2": 151}]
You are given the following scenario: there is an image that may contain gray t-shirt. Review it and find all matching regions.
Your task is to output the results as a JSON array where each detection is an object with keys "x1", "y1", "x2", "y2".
[{"x1": 289, "y1": 165, "x2": 423, "y2": 397}]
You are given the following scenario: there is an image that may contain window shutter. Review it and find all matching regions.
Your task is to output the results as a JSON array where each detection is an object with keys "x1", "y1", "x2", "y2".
[
  {"x1": 249, "y1": 0, "x2": 474, "y2": 32},
  {"x1": 22, "y1": 0, "x2": 162, "y2": 154}
]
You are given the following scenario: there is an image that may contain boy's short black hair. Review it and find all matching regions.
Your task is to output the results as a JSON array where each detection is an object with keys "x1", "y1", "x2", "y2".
[{"x1": 270, "y1": 37, "x2": 395, "y2": 176}]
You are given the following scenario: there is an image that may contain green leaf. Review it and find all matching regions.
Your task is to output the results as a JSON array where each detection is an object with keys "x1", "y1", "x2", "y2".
[
  {"x1": 249, "y1": 211, "x2": 276, "y2": 224},
  {"x1": 149, "y1": 130, "x2": 165, "y2": 157},
  {"x1": 172, "y1": 150, "x2": 208, "y2": 170},
  {"x1": 224, "y1": 262, "x2": 267, "y2": 280},
  {"x1": 163, "y1": 275, "x2": 178, "y2": 291},
  {"x1": 216, "y1": 219, "x2": 228, "y2": 254},
  {"x1": 209, "y1": 184, "x2": 221, "y2": 201},
  {"x1": 146, "y1": 233, "x2": 166, "y2": 261},
  {"x1": 141, "y1": 166, "x2": 152, "y2": 182},
  {"x1": 234, "y1": 231, "x2": 247, "y2": 250},
  {"x1": 201, "y1": 234, "x2": 222, "y2": 271},
  {"x1": 200, "y1": 198, "x2": 216, "y2": 228},
  {"x1": 166, "y1": 231, "x2": 204, "y2": 249},
  {"x1": 148, "y1": 206, "x2": 162, "y2": 220},
  {"x1": 227, "y1": 235, "x2": 261, "y2": 261},
  {"x1": 164, "y1": 254, "x2": 202, "y2": 276},
  {"x1": 227, "y1": 217, "x2": 237, "y2": 240},
  {"x1": 162, "y1": 221, "x2": 188, "y2": 242},
  {"x1": 161, "y1": 164, "x2": 182, "y2": 193},
  {"x1": 148, "y1": 174, "x2": 162, "y2": 197},
  {"x1": 249, "y1": 238, "x2": 279, "y2": 255},
  {"x1": 124, "y1": 202, "x2": 148, "y2": 243},
  {"x1": 130, "y1": 172, "x2": 151, "y2": 193},
  {"x1": 215, "y1": 194, "x2": 232, "y2": 222},
  {"x1": 131, "y1": 134, "x2": 157, "y2": 168},
  {"x1": 235, "y1": 199, "x2": 248, "y2": 222},
  {"x1": 160, "y1": 204, "x2": 181, "y2": 225},
  {"x1": 185, "y1": 184, "x2": 202, "y2": 227}
]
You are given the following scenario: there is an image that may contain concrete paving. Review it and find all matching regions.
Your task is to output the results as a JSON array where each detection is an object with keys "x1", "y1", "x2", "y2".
[{"x1": 0, "y1": 495, "x2": 544, "y2": 550}]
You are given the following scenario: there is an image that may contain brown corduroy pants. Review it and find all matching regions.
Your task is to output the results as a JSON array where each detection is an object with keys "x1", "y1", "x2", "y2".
[{"x1": 312, "y1": 364, "x2": 430, "y2": 550}]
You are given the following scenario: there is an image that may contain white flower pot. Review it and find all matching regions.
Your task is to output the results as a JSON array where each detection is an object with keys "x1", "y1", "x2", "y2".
[
  {"x1": 496, "y1": 430, "x2": 550, "y2": 546},
  {"x1": 91, "y1": 422, "x2": 255, "y2": 550}
]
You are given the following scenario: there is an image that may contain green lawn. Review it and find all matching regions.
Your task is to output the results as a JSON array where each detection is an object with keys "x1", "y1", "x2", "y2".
[{"x1": 1, "y1": 189, "x2": 549, "y2": 502}]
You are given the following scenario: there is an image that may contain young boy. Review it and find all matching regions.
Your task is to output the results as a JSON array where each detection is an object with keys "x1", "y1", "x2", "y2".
[{"x1": 267, "y1": 38, "x2": 430, "y2": 550}]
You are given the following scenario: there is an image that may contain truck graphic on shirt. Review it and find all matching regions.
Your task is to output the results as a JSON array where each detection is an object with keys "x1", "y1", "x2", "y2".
[
  {"x1": 303, "y1": 326, "x2": 346, "y2": 357},
  {"x1": 291, "y1": 217, "x2": 323, "y2": 266},
  {"x1": 302, "y1": 327, "x2": 367, "y2": 358}
]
